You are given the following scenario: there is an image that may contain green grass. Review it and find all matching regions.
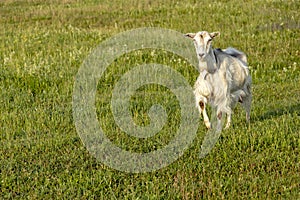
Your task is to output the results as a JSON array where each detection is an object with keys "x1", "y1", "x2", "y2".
[{"x1": 1, "y1": 0, "x2": 299, "y2": 199}]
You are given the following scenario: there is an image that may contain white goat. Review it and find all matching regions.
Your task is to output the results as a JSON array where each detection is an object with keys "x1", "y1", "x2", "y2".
[{"x1": 185, "y1": 31, "x2": 252, "y2": 129}]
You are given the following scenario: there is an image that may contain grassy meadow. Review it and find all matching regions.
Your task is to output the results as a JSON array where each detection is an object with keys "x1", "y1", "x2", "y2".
[{"x1": 1, "y1": 0, "x2": 299, "y2": 199}]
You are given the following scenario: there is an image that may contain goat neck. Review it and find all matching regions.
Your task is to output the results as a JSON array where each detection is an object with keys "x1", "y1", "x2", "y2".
[{"x1": 198, "y1": 47, "x2": 218, "y2": 74}]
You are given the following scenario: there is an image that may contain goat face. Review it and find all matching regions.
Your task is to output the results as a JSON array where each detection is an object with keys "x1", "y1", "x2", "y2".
[{"x1": 185, "y1": 31, "x2": 220, "y2": 60}]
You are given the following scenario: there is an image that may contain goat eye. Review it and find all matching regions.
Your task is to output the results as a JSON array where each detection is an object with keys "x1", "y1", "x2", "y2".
[{"x1": 208, "y1": 38, "x2": 212, "y2": 42}]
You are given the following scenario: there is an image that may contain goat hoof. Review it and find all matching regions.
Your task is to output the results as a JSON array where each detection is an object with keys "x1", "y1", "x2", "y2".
[
  {"x1": 224, "y1": 123, "x2": 230, "y2": 129},
  {"x1": 205, "y1": 123, "x2": 211, "y2": 129}
]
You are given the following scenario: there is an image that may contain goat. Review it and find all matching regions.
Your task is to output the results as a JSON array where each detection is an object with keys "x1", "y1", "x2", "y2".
[{"x1": 185, "y1": 31, "x2": 252, "y2": 129}]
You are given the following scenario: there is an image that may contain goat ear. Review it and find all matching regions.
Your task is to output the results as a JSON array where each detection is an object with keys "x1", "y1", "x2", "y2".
[
  {"x1": 210, "y1": 32, "x2": 220, "y2": 38},
  {"x1": 184, "y1": 33, "x2": 196, "y2": 39}
]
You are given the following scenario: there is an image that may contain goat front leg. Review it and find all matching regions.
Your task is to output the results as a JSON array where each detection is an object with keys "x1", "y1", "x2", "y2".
[
  {"x1": 216, "y1": 111, "x2": 223, "y2": 131},
  {"x1": 199, "y1": 101, "x2": 211, "y2": 129},
  {"x1": 225, "y1": 114, "x2": 231, "y2": 129}
]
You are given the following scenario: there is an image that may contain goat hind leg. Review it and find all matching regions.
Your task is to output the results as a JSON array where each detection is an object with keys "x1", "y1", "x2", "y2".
[
  {"x1": 242, "y1": 93, "x2": 252, "y2": 122},
  {"x1": 225, "y1": 94, "x2": 240, "y2": 129}
]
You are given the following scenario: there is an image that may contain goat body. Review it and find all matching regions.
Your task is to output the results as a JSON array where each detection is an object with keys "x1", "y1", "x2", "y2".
[{"x1": 186, "y1": 31, "x2": 252, "y2": 129}]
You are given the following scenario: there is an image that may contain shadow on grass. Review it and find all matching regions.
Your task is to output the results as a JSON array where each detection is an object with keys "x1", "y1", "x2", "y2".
[{"x1": 254, "y1": 104, "x2": 300, "y2": 122}]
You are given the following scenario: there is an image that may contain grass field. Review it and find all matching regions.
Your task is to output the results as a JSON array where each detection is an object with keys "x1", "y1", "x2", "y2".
[{"x1": 1, "y1": 0, "x2": 299, "y2": 199}]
